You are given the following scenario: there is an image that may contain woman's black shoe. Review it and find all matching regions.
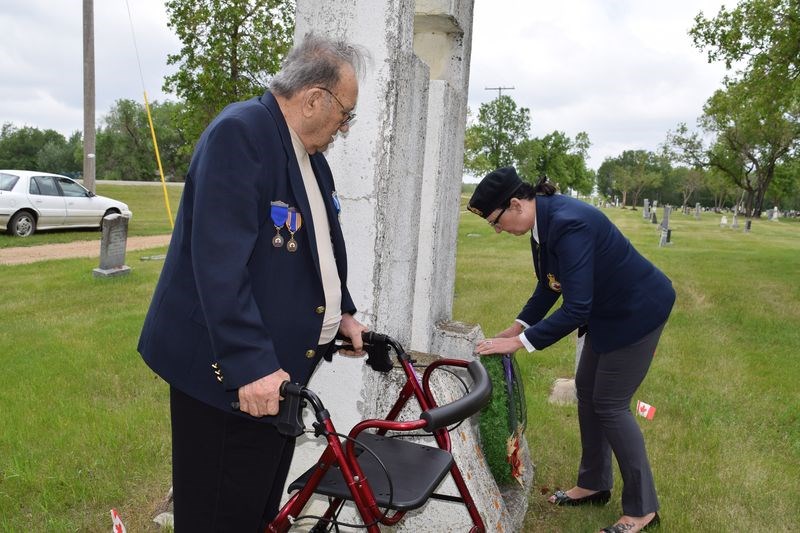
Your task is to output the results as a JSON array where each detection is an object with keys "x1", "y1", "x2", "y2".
[
  {"x1": 600, "y1": 512, "x2": 660, "y2": 532},
  {"x1": 549, "y1": 489, "x2": 611, "y2": 506}
]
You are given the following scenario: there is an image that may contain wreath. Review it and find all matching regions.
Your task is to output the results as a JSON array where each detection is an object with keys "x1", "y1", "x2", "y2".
[{"x1": 478, "y1": 353, "x2": 527, "y2": 486}]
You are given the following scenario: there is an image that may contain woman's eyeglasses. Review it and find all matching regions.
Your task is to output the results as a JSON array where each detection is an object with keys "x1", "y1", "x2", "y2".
[{"x1": 488, "y1": 206, "x2": 507, "y2": 227}]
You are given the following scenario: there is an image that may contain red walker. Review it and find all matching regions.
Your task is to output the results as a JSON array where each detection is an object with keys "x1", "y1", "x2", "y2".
[{"x1": 266, "y1": 331, "x2": 492, "y2": 532}]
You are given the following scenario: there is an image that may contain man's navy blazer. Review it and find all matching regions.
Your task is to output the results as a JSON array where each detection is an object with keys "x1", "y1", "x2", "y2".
[
  {"x1": 138, "y1": 92, "x2": 356, "y2": 416},
  {"x1": 518, "y1": 194, "x2": 675, "y2": 353}
]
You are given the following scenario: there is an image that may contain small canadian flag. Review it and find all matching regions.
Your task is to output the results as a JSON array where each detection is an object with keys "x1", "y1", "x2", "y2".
[
  {"x1": 636, "y1": 400, "x2": 656, "y2": 420},
  {"x1": 110, "y1": 508, "x2": 127, "y2": 533}
]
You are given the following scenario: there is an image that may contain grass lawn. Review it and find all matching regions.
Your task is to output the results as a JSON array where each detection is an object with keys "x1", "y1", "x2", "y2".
[{"x1": 0, "y1": 184, "x2": 798, "y2": 530}]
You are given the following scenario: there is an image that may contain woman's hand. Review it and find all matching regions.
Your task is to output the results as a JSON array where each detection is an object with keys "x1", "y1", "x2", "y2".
[
  {"x1": 495, "y1": 322, "x2": 525, "y2": 339},
  {"x1": 475, "y1": 336, "x2": 523, "y2": 356}
]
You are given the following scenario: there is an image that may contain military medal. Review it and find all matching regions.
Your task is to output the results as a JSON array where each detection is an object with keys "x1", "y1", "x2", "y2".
[
  {"x1": 332, "y1": 190, "x2": 341, "y2": 216},
  {"x1": 547, "y1": 273, "x2": 562, "y2": 292},
  {"x1": 270, "y1": 201, "x2": 289, "y2": 247},
  {"x1": 285, "y1": 208, "x2": 303, "y2": 252}
]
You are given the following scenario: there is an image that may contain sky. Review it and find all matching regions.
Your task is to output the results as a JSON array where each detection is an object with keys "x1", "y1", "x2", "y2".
[{"x1": 0, "y1": 0, "x2": 732, "y2": 171}]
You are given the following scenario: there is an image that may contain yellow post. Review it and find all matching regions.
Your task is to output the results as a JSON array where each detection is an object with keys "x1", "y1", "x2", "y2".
[{"x1": 143, "y1": 90, "x2": 174, "y2": 229}]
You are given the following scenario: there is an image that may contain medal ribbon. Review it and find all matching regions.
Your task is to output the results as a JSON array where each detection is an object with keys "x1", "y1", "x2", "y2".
[
  {"x1": 271, "y1": 202, "x2": 288, "y2": 228},
  {"x1": 286, "y1": 209, "x2": 303, "y2": 233}
]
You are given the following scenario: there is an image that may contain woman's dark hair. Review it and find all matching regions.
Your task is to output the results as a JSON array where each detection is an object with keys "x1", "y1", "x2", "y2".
[{"x1": 501, "y1": 175, "x2": 558, "y2": 207}]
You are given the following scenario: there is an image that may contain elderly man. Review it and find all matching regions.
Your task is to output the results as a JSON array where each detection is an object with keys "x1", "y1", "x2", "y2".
[{"x1": 138, "y1": 33, "x2": 369, "y2": 531}]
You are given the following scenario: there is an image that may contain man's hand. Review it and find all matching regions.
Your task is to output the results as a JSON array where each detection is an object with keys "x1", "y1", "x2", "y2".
[
  {"x1": 337, "y1": 313, "x2": 368, "y2": 356},
  {"x1": 237, "y1": 368, "x2": 291, "y2": 417}
]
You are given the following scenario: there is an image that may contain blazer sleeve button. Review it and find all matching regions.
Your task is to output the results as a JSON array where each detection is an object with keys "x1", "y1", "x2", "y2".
[
  {"x1": 305, "y1": 349, "x2": 316, "y2": 358},
  {"x1": 315, "y1": 305, "x2": 325, "y2": 314}
]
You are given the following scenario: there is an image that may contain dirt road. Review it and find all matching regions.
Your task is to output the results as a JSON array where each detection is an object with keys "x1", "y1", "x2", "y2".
[{"x1": 0, "y1": 234, "x2": 171, "y2": 266}]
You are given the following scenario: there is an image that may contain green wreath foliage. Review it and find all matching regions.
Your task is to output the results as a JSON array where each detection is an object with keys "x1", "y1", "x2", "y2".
[{"x1": 478, "y1": 356, "x2": 514, "y2": 485}]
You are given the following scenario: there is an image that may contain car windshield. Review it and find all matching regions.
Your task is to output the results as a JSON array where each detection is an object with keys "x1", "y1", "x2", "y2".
[{"x1": 0, "y1": 173, "x2": 19, "y2": 191}]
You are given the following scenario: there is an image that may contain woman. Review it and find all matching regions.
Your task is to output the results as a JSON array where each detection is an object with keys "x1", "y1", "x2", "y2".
[{"x1": 469, "y1": 167, "x2": 674, "y2": 532}]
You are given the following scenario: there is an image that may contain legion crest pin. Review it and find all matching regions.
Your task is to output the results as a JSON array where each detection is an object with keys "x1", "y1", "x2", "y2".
[{"x1": 547, "y1": 273, "x2": 562, "y2": 292}]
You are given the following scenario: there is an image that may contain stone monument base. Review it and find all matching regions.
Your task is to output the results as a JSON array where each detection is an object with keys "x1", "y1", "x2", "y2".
[{"x1": 92, "y1": 265, "x2": 131, "y2": 278}]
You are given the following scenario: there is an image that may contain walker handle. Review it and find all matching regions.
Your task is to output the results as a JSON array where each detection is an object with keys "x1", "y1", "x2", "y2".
[{"x1": 420, "y1": 361, "x2": 492, "y2": 431}]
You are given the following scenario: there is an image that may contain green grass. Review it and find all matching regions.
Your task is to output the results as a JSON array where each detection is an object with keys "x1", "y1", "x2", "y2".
[
  {"x1": 0, "y1": 183, "x2": 182, "y2": 248},
  {"x1": 0, "y1": 186, "x2": 798, "y2": 531},
  {"x1": 454, "y1": 201, "x2": 800, "y2": 531}
]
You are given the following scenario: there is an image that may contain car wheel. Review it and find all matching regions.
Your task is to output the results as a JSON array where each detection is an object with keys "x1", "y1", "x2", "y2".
[
  {"x1": 99, "y1": 209, "x2": 120, "y2": 231},
  {"x1": 8, "y1": 211, "x2": 36, "y2": 237}
]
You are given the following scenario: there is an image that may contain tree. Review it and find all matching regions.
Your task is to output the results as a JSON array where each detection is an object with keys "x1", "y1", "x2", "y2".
[
  {"x1": 36, "y1": 131, "x2": 83, "y2": 177},
  {"x1": 684, "y1": 0, "x2": 800, "y2": 217},
  {"x1": 463, "y1": 95, "x2": 531, "y2": 177},
  {"x1": 515, "y1": 130, "x2": 594, "y2": 194},
  {"x1": 0, "y1": 124, "x2": 81, "y2": 176},
  {"x1": 598, "y1": 150, "x2": 663, "y2": 208},
  {"x1": 96, "y1": 99, "x2": 190, "y2": 181},
  {"x1": 671, "y1": 166, "x2": 706, "y2": 211},
  {"x1": 163, "y1": 0, "x2": 295, "y2": 147}
]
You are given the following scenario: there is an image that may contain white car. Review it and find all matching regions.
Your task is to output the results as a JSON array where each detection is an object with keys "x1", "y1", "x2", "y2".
[{"x1": 0, "y1": 170, "x2": 133, "y2": 237}]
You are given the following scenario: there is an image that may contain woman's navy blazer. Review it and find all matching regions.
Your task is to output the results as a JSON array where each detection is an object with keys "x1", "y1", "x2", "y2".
[
  {"x1": 518, "y1": 194, "x2": 675, "y2": 353},
  {"x1": 138, "y1": 92, "x2": 356, "y2": 416}
]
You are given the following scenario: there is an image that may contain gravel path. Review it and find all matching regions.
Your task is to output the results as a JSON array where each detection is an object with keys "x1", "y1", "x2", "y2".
[{"x1": 0, "y1": 234, "x2": 171, "y2": 265}]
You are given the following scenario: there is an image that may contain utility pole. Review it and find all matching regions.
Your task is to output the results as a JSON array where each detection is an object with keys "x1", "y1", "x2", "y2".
[
  {"x1": 82, "y1": 0, "x2": 96, "y2": 193},
  {"x1": 485, "y1": 86, "x2": 515, "y2": 98},
  {"x1": 485, "y1": 87, "x2": 515, "y2": 168}
]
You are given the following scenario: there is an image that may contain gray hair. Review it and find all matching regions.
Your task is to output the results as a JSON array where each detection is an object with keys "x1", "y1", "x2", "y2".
[{"x1": 270, "y1": 33, "x2": 369, "y2": 98}]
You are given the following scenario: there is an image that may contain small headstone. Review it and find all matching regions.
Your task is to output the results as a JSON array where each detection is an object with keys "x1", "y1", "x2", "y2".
[
  {"x1": 694, "y1": 202, "x2": 701, "y2": 220},
  {"x1": 744, "y1": 219, "x2": 752, "y2": 233},
  {"x1": 720, "y1": 215, "x2": 728, "y2": 227},
  {"x1": 652, "y1": 200, "x2": 658, "y2": 209},
  {"x1": 658, "y1": 227, "x2": 671, "y2": 247},
  {"x1": 771, "y1": 206, "x2": 780, "y2": 221},
  {"x1": 732, "y1": 206, "x2": 740, "y2": 228},
  {"x1": 93, "y1": 214, "x2": 131, "y2": 277},
  {"x1": 643, "y1": 199, "x2": 650, "y2": 219},
  {"x1": 651, "y1": 212, "x2": 658, "y2": 225}
]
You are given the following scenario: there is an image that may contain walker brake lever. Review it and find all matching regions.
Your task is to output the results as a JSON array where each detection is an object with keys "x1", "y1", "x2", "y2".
[
  {"x1": 276, "y1": 382, "x2": 306, "y2": 437},
  {"x1": 228, "y1": 381, "x2": 306, "y2": 437},
  {"x1": 335, "y1": 331, "x2": 394, "y2": 372}
]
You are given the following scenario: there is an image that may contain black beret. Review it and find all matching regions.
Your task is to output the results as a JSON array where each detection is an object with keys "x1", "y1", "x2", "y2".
[{"x1": 467, "y1": 167, "x2": 523, "y2": 218}]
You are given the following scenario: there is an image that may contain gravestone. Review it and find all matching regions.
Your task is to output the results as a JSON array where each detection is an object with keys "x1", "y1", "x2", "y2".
[
  {"x1": 92, "y1": 214, "x2": 131, "y2": 277},
  {"x1": 660, "y1": 205, "x2": 671, "y2": 231},
  {"x1": 732, "y1": 206, "x2": 740, "y2": 228},
  {"x1": 651, "y1": 211, "x2": 658, "y2": 225},
  {"x1": 643, "y1": 199, "x2": 650, "y2": 219},
  {"x1": 771, "y1": 206, "x2": 780, "y2": 221},
  {"x1": 745, "y1": 219, "x2": 752, "y2": 233},
  {"x1": 658, "y1": 227, "x2": 671, "y2": 247},
  {"x1": 652, "y1": 200, "x2": 658, "y2": 209},
  {"x1": 720, "y1": 215, "x2": 728, "y2": 227},
  {"x1": 694, "y1": 202, "x2": 701, "y2": 220}
]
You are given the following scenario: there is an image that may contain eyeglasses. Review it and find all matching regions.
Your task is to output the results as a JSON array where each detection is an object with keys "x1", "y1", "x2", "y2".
[
  {"x1": 488, "y1": 206, "x2": 507, "y2": 228},
  {"x1": 315, "y1": 86, "x2": 356, "y2": 126}
]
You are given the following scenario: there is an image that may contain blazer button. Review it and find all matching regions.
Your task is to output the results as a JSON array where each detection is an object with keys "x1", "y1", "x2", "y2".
[
  {"x1": 315, "y1": 305, "x2": 325, "y2": 314},
  {"x1": 305, "y1": 349, "x2": 316, "y2": 358}
]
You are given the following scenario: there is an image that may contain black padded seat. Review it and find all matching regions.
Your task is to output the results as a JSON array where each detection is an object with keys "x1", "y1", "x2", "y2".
[{"x1": 288, "y1": 432, "x2": 454, "y2": 511}]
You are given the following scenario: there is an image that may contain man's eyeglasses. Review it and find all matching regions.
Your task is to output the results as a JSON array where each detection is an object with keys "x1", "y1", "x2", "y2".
[
  {"x1": 488, "y1": 206, "x2": 507, "y2": 228},
  {"x1": 315, "y1": 86, "x2": 356, "y2": 126}
]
